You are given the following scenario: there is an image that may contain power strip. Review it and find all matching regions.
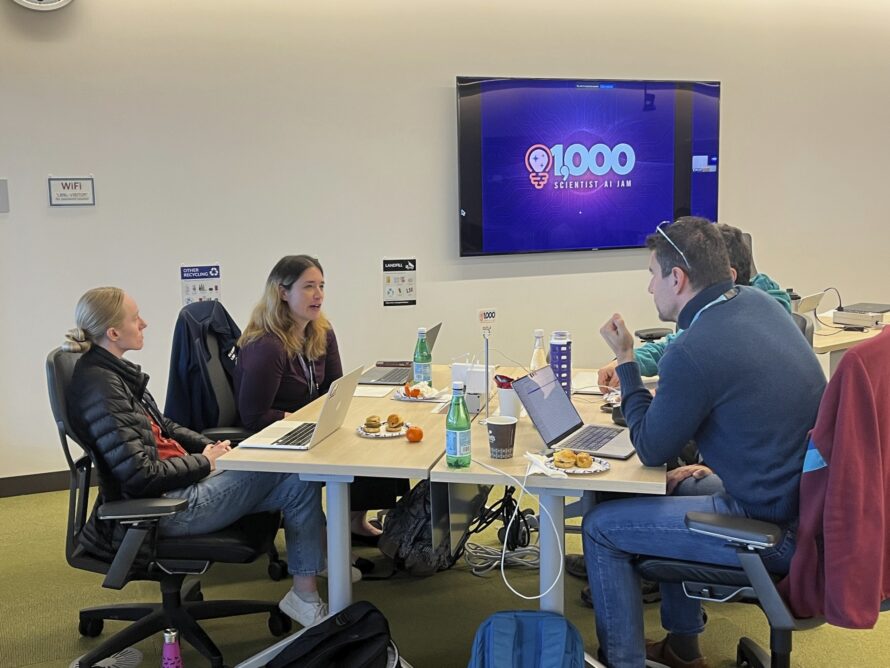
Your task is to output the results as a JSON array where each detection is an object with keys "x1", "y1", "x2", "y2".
[{"x1": 833, "y1": 310, "x2": 882, "y2": 328}]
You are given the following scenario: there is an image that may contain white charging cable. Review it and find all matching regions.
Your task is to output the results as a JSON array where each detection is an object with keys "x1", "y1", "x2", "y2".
[{"x1": 468, "y1": 458, "x2": 565, "y2": 601}]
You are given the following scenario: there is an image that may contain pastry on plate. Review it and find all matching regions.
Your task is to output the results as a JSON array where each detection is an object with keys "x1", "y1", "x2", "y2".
[
  {"x1": 574, "y1": 452, "x2": 593, "y2": 468},
  {"x1": 386, "y1": 413, "x2": 404, "y2": 432},
  {"x1": 364, "y1": 415, "x2": 382, "y2": 433},
  {"x1": 552, "y1": 449, "x2": 577, "y2": 469}
]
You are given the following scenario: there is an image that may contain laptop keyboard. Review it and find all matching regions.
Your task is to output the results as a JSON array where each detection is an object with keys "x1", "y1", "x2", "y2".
[
  {"x1": 374, "y1": 368, "x2": 410, "y2": 384},
  {"x1": 273, "y1": 422, "x2": 317, "y2": 446},
  {"x1": 561, "y1": 425, "x2": 622, "y2": 453}
]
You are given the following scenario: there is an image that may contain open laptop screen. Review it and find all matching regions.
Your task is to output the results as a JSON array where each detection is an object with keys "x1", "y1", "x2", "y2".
[{"x1": 512, "y1": 366, "x2": 583, "y2": 444}]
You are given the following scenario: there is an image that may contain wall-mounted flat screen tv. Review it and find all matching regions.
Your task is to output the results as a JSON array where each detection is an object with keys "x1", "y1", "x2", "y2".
[{"x1": 457, "y1": 77, "x2": 720, "y2": 257}]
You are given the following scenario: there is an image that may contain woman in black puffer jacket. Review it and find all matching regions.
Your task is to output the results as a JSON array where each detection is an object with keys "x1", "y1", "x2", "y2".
[{"x1": 65, "y1": 287, "x2": 329, "y2": 629}]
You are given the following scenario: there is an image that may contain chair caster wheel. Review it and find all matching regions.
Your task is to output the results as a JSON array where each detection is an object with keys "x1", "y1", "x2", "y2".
[
  {"x1": 78, "y1": 617, "x2": 103, "y2": 637},
  {"x1": 269, "y1": 610, "x2": 293, "y2": 636},
  {"x1": 268, "y1": 559, "x2": 288, "y2": 581}
]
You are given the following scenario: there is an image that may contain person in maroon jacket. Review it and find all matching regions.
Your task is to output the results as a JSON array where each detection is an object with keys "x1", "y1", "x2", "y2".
[
  {"x1": 235, "y1": 255, "x2": 405, "y2": 546},
  {"x1": 779, "y1": 328, "x2": 890, "y2": 629}
]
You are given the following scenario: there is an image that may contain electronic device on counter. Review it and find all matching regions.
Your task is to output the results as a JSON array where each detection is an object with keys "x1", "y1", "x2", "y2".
[
  {"x1": 841, "y1": 302, "x2": 890, "y2": 314},
  {"x1": 832, "y1": 311, "x2": 883, "y2": 329}
]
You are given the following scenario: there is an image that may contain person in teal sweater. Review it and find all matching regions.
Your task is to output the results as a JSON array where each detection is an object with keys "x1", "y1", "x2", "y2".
[{"x1": 598, "y1": 223, "x2": 792, "y2": 387}]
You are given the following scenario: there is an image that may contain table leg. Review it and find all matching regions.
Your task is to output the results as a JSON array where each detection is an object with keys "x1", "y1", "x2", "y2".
[
  {"x1": 829, "y1": 349, "x2": 846, "y2": 376},
  {"x1": 537, "y1": 490, "x2": 566, "y2": 613},
  {"x1": 301, "y1": 474, "x2": 353, "y2": 614}
]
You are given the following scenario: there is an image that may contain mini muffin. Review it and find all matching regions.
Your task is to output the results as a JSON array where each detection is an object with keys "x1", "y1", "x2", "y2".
[
  {"x1": 386, "y1": 413, "x2": 404, "y2": 432},
  {"x1": 552, "y1": 449, "x2": 577, "y2": 469},
  {"x1": 364, "y1": 415, "x2": 382, "y2": 433},
  {"x1": 575, "y1": 452, "x2": 594, "y2": 469}
]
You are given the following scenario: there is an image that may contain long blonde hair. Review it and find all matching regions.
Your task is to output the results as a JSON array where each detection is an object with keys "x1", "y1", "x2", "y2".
[
  {"x1": 62, "y1": 287, "x2": 126, "y2": 352},
  {"x1": 239, "y1": 255, "x2": 331, "y2": 359}
]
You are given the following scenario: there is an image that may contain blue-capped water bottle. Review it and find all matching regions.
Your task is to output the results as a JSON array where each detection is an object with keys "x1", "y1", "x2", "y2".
[
  {"x1": 445, "y1": 381, "x2": 471, "y2": 468},
  {"x1": 550, "y1": 330, "x2": 572, "y2": 395},
  {"x1": 412, "y1": 327, "x2": 432, "y2": 383}
]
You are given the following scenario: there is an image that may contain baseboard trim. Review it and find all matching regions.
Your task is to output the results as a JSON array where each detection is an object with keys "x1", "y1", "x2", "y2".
[{"x1": 1, "y1": 470, "x2": 70, "y2": 498}]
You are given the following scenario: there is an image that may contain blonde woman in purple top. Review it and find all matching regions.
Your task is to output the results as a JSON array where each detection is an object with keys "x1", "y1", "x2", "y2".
[{"x1": 236, "y1": 255, "x2": 405, "y2": 546}]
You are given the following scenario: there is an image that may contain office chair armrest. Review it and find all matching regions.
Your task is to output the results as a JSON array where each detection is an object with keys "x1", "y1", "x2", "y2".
[
  {"x1": 202, "y1": 426, "x2": 252, "y2": 446},
  {"x1": 97, "y1": 498, "x2": 188, "y2": 590},
  {"x1": 634, "y1": 327, "x2": 673, "y2": 342},
  {"x1": 685, "y1": 511, "x2": 782, "y2": 550},
  {"x1": 97, "y1": 497, "x2": 188, "y2": 522}
]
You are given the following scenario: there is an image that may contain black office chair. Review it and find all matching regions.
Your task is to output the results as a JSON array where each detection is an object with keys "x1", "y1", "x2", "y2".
[
  {"x1": 164, "y1": 304, "x2": 287, "y2": 580},
  {"x1": 791, "y1": 312, "x2": 814, "y2": 346},
  {"x1": 634, "y1": 327, "x2": 673, "y2": 343},
  {"x1": 165, "y1": 301, "x2": 252, "y2": 445},
  {"x1": 635, "y1": 333, "x2": 890, "y2": 668},
  {"x1": 47, "y1": 348, "x2": 293, "y2": 668},
  {"x1": 201, "y1": 328, "x2": 252, "y2": 444}
]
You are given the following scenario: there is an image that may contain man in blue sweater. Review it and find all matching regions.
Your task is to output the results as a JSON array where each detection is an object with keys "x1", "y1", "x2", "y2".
[
  {"x1": 583, "y1": 218, "x2": 825, "y2": 668},
  {"x1": 597, "y1": 221, "x2": 792, "y2": 388}
]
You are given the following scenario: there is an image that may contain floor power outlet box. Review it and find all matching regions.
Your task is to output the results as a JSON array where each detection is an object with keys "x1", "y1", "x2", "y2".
[{"x1": 833, "y1": 310, "x2": 882, "y2": 328}]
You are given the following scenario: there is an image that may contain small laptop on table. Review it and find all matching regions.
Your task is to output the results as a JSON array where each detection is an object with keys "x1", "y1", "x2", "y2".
[
  {"x1": 358, "y1": 322, "x2": 442, "y2": 385},
  {"x1": 512, "y1": 366, "x2": 636, "y2": 460},
  {"x1": 240, "y1": 366, "x2": 363, "y2": 451}
]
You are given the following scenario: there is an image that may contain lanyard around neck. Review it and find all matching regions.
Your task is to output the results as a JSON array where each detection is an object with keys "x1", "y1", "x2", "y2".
[
  {"x1": 689, "y1": 287, "x2": 740, "y2": 328},
  {"x1": 296, "y1": 353, "x2": 319, "y2": 400}
]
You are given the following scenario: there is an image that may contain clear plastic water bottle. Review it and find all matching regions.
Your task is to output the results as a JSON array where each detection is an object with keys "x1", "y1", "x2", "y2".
[
  {"x1": 445, "y1": 381, "x2": 471, "y2": 468},
  {"x1": 529, "y1": 329, "x2": 548, "y2": 371},
  {"x1": 412, "y1": 327, "x2": 432, "y2": 383},
  {"x1": 162, "y1": 628, "x2": 183, "y2": 668},
  {"x1": 550, "y1": 330, "x2": 572, "y2": 395}
]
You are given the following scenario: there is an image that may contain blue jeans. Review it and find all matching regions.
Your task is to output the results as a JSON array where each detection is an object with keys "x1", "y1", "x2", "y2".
[
  {"x1": 673, "y1": 472, "x2": 725, "y2": 497},
  {"x1": 158, "y1": 470, "x2": 325, "y2": 576},
  {"x1": 582, "y1": 492, "x2": 796, "y2": 668}
]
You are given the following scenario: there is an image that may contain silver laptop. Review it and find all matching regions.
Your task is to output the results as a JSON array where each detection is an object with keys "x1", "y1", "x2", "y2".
[
  {"x1": 358, "y1": 322, "x2": 442, "y2": 385},
  {"x1": 795, "y1": 291, "x2": 825, "y2": 315},
  {"x1": 512, "y1": 366, "x2": 636, "y2": 460},
  {"x1": 842, "y1": 302, "x2": 890, "y2": 314},
  {"x1": 240, "y1": 366, "x2": 363, "y2": 450}
]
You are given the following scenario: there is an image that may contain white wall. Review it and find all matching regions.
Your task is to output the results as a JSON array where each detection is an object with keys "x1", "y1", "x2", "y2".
[{"x1": 2, "y1": 0, "x2": 888, "y2": 479}]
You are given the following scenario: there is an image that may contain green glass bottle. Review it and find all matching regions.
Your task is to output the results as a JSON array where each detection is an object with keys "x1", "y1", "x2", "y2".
[
  {"x1": 445, "y1": 381, "x2": 471, "y2": 468},
  {"x1": 412, "y1": 327, "x2": 432, "y2": 383}
]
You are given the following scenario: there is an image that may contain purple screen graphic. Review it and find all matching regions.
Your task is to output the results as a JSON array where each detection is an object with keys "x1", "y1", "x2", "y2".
[{"x1": 480, "y1": 82, "x2": 677, "y2": 253}]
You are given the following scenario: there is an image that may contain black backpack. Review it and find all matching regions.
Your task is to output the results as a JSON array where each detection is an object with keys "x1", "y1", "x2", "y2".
[
  {"x1": 266, "y1": 600, "x2": 391, "y2": 668},
  {"x1": 377, "y1": 480, "x2": 455, "y2": 577}
]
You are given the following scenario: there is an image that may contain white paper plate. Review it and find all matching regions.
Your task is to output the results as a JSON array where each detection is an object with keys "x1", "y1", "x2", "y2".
[
  {"x1": 356, "y1": 424, "x2": 408, "y2": 439},
  {"x1": 545, "y1": 456, "x2": 610, "y2": 475},
  {"x1": 392, "y1": 390, "x2": 447, "y2": 402}
]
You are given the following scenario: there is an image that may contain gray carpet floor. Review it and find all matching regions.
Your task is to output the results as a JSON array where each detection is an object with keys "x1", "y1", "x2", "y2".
[{"x1": 1, "y1": 489, "x2": 888, "y2": 667}]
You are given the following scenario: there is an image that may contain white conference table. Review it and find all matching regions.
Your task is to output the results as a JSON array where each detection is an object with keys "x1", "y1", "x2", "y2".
[
  {"x1": 217, "y1": 367, "x2": 454, "y2": 613},
  {"x1": 430, "y1": 374, "x2": 665, "y2": 614},
  {"x1": 220, "y1": 365, "x2": 664, "y2": 618},
  {"x1": 813, "y1": 310, "x2": 889, "y2": 375}
]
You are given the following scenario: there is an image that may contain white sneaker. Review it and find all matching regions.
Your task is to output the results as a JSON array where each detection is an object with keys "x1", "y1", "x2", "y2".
[
  {"x1": 278, "y1": 589, "x2": 329, "y2": 627},
  {"x1": 318, "y1": 565, "x2": 362, "y2": 583}
]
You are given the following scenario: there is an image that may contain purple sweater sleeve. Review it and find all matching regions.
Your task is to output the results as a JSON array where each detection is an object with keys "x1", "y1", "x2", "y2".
[{"x1": 237, "y1": 336, "x2": 288, "y2": 432}]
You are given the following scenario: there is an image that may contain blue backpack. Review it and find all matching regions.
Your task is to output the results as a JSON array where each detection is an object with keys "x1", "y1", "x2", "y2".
[{"x1": 468, "y1": 610, "x2": 586, "y2": 668}]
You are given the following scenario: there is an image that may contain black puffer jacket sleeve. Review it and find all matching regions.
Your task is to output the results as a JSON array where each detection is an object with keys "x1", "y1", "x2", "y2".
[
  {"x1": 163, "y1": 416, "x2": 214, "y2": 454},
  {"x1": 69, "y1": 356, "x2": 212, "y2": 499}
]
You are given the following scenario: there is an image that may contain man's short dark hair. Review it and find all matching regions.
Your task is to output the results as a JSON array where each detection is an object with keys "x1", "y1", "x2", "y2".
[
  {"x1": 645, "y1": 217, "x2": 732, "y2": 289},
  {"x1": 715, "y1": 223, "x2": 753, "y2": 286}
]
